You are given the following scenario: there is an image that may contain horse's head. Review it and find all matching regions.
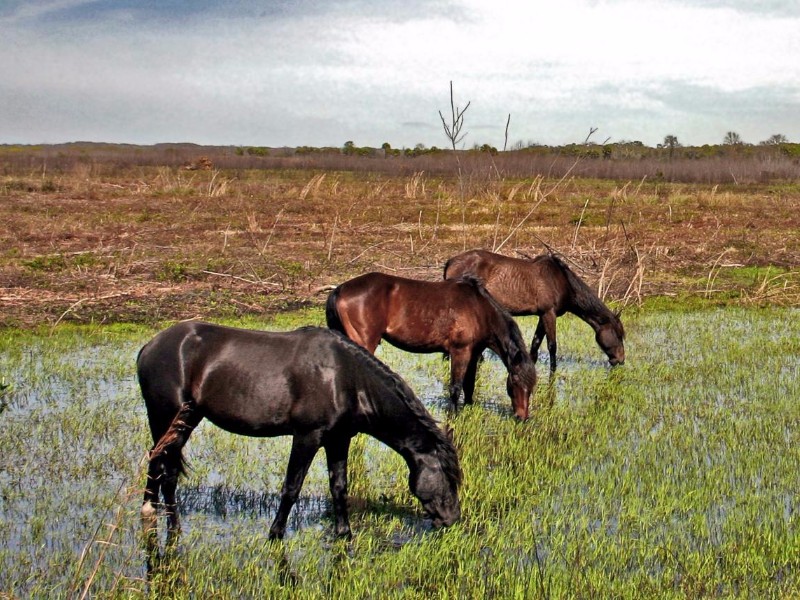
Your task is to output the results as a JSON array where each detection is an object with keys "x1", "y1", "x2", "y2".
[
  {"x1": 597, "y1": 315, "x2": 625, "y2": 366},
  {"x1": 410, "y1": 446, "x2": 461, "y2": 529},
  {"x1": 505, "y1": 348, "x2": 537, "y2": 420}
]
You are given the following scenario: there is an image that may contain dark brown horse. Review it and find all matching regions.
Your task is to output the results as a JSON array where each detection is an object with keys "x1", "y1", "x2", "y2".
[
  {"x1": 444, "y1": 249, "x2": 625, "y2": 371},
  {"x1": 326, "y1": 273, "x2": 537, "y2": 420},
  {"x1": 137, "y1": 322, "x2": 461, "y2": 543}
]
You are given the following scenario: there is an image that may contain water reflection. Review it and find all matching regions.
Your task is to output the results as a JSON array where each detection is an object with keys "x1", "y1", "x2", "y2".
[
  {"x1": 144, "y1": 527, "x2": 301, "y2": 593},
  {"x1": 141, "y1": 483, "x2": 434, "y2": 569},
  {"x1": 140, "y1": 489, "x2": 441, "y2": 595},
  {"x1": 144, "y1": 525, "x2": 183, "y2": 589},
  {"x1": 177, "y1": 484, "x2": 328, "y2": 523}
]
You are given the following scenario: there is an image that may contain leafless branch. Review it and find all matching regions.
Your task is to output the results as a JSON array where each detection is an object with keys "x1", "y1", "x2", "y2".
[{"x1": 438, "y1": 81, "x2": 470, "y2": 151}]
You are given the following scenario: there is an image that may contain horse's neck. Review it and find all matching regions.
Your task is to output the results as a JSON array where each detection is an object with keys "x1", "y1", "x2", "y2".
[
  {"x1": 572, "y1": 301, "x2": 614, "y2": 332},
  {"x1": 358, "y1": 396, "x2": 433, "y2": 464},
  {"x1": 487, "y1": 337, "x2": 510, "y2": 367},
  {"x1": 554, "y1": 262, "x2": 612, "y2": 330},
  {"x1": 486, "y1": 315, "x2": 517, "y2": 367}
]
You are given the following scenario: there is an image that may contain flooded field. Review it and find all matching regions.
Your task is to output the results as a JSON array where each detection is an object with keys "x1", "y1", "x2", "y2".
[{"x1": 0, "y1": 307, "x2": 798, "y2": 597}]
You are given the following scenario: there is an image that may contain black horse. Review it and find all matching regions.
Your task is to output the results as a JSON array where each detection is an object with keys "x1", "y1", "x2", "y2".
[
  {"x1": 445, "y1": 249, "x2": 625, "y2": 371},
  {"x1": 137, "y1": 322, "x2": 461, "y2": 542}
]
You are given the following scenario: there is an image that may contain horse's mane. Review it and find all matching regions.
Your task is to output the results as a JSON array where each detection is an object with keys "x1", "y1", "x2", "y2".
[
  {"x1": 323, "y1": 327, "x2": 462, "y2": 490},
  {"x1": 455, "y1": 275, "x2": 537, "y2": 388},
  {"x1": 548, "y1": 255, "x2": 625, "y2": 338},
  {"x1": 455, "y1": 274, "x2": 512, "y2": 324}
]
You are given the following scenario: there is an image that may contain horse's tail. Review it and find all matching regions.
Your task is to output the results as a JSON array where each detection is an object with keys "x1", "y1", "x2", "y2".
[
  {"x1": 147, "y1": 409, "x2": 192, "y2": 477},
  {"x1": 137, "y1": 324, "x2": 199, "y2": 478},
  {"x1": 443, "y1": 256, "x2": 455, "y2": 279},
  {"x1": 325, "y1": 285, "x2": 346, "y2": 333}
]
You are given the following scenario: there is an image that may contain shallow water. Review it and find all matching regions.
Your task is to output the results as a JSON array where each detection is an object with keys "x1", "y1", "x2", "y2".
[{"x1": 1, "y1": 308, "x2": 798, "y2": 595}]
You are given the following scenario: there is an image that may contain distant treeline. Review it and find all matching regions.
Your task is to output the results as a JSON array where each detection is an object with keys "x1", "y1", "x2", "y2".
[{"x1": 1, "y1": 140, "x2": 799, "y2": 184}]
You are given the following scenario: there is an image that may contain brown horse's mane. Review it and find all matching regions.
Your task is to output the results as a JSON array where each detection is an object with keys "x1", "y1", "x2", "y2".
[
  {"x1": 547, "y1": 255, "x2": 625, "y2": 338},
  {"x1": 323, "y1": 327, "x2": 462, "y2": 489},
  {"x1": 454, "y1": 275, "x2": 537, "y2": 389}
]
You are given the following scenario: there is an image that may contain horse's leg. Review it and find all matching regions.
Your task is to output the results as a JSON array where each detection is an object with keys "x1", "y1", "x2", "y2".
[
  {"x1": 142, "y1": 400, "x2": 203, "y2": 536},
  {"x1": 338, "y1": 312, "x2": 383, "y2": 354},
  {"x1": 530, "y1": 317, "x2": 546, "y2": 364},
  {"x1": 269, "y1": 432, "x2": 322, "y2": 540},
  {"x1": 461, "y1": 351, "x2": 481, "y2": 405},
  {"x1": 142, "y1": 464, "x2": 161, "y2": 538},
  {"x1": 346, "y1": 326, "x2": 382, "y2": 354},
  {"x1": 324, "y1": 436, "x2": 353, "y2": 538},
  {"x1": 448, "y1": 348, "x2": 471, "y2": 408},
  {"x1": 541, "y1": 310, "x2": 558, "y2": 372}
]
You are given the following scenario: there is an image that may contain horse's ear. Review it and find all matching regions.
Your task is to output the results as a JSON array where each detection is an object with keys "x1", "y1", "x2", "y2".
[{"x1": 443, "y1": 423, "x2": 455, "y2": 442}]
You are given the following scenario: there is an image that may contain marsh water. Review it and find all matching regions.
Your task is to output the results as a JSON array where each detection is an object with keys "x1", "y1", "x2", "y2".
[{"x1": 1, "y1": 308, "x2": 798, "y2": 596}]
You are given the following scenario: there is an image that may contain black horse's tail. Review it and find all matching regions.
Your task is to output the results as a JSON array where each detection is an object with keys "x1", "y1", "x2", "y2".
[{"x1": 325, "y1": 286, "x2": 345, "y2": 333}]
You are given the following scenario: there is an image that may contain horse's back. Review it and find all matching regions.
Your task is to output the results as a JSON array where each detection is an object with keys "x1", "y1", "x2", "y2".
[
  {"x1": 332, "y1": 271, "x2": 473, "y2": 322},
  {"x1": 444, "y1": 249, "x2": 486, "y2": 278},
  {"x1": 139, "y1": 322, "x2": 345, "y2": 388},
  {"x1": 330, "y1": 271, "x2": 497, "y2": 353},
  {"x1": 138, "y1": 320, "x2": 252, "y2": 390},
  {"x1": 137, "y1": 320, "x2": 201, "y2": 392},
  {"x1": 138, "y1": 323, "x2": 371, "y2": 438},
  {"x1": 445, "y1": 250, "x2": 568, "y2": 315}
]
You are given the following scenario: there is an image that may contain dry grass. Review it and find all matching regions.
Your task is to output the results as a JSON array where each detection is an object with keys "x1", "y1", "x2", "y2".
[{"x1": 1, "y1": 148, "x2": 799, "y2": 327}]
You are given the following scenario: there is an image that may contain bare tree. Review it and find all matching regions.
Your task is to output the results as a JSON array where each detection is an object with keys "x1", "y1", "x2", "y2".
[
  {"x1": 503, "y1": 113, "x2": 511, "y2": 152},
  {"x1": 439, "y1": 81, "x2": 470, "y2": 157},
  {"x1": 438, "y1": 81, "x2": 471, "y2": 247}
]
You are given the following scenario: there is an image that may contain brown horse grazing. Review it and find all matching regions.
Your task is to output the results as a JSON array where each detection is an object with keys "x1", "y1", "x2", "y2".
[
  {"x1": 326, "y1": 273, "x2": 537, "y2": 420},
  {"x1": 444, "y1": 249, "x2": 625, "y2": 371},
  {"x1": 137, "y1": 322, "x2": 461, "y2": 543}
]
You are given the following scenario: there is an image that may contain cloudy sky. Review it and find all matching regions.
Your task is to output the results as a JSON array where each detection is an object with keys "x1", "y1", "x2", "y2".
[{"x1": 1, "y1": 0, "x2": 798, "y2": 149}]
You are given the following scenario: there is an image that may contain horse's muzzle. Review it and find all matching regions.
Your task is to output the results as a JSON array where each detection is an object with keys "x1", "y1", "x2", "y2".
[{"x1": 607, "y1": 348, "x2": 625, "y2": 366}]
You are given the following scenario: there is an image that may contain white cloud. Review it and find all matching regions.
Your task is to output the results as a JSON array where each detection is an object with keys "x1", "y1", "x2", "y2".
[
  {"x1": 0, "y1": 1, "x2": 99, "y2": 24},
  {"x1": 1, "y1": 0, "x2": 799, "y2": 146}
]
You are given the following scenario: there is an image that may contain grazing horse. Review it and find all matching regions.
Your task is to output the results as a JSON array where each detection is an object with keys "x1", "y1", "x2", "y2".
[
  {"x1": 137, "y1": 322, "x2": 461, "y2": 542},
  {"x1": 325, "y1": 273, "x2": 536, "y2": 420},
  {"x1": 444, "y1": 249, "x2": 625, "y2": 371}
]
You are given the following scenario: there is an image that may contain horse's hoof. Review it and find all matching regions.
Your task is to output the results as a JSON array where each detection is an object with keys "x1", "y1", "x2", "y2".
[
  {"x1": 334, "y1": 526, "x2": 352, "y2": 539},
  {"x1": 141, "y1": 501, "x2": 157, "y2": 534}
]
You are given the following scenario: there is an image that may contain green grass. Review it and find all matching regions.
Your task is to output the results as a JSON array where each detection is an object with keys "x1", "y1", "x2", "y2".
[{"x1": 0, "y1": 307, "x2": 798, "y2": 598}]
